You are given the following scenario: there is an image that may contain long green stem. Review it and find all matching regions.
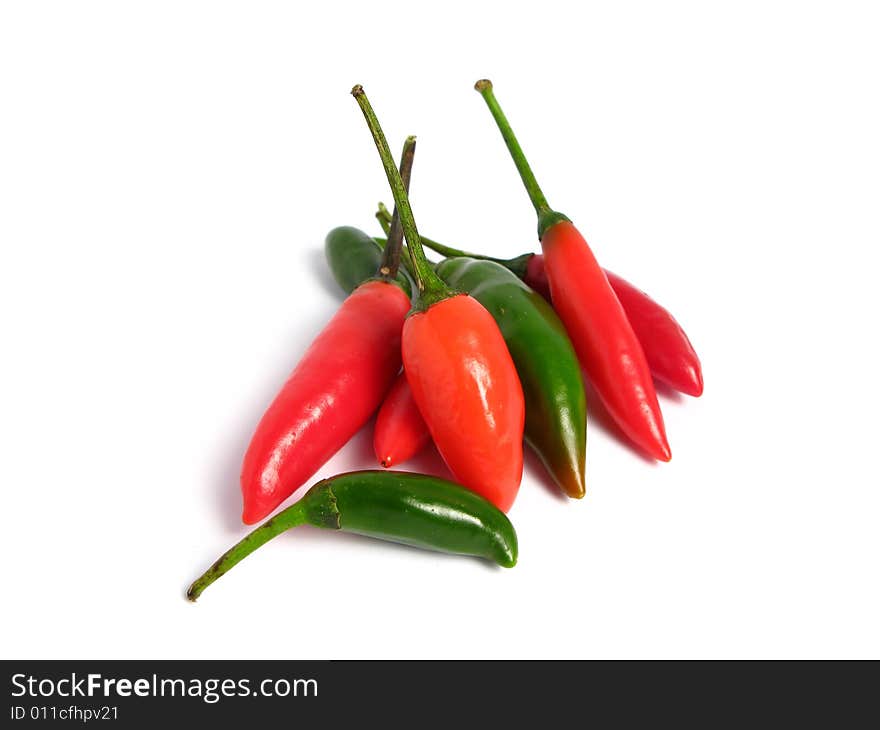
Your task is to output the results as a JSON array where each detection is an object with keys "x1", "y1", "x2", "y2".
[
  {"x1": 186, "y1": 502, "x2": 308, "y2": 601},
  {"x1": 376, "y1": 203, "x2": 533, "y2": 279},
  {"x1": 352, "y1": 85, "x2": 450, "y2": 308},
  {"x1": 378, "y1": 136, "x2": 416, "y2": 279},
  {"x1": 474, "y1": 79, "x2": 569, "y2": 238}
]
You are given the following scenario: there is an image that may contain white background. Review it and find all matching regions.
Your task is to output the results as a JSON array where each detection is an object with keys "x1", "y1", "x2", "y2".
[{"x1": 2, "y1": 1, "x2": 878, "y2": 659}]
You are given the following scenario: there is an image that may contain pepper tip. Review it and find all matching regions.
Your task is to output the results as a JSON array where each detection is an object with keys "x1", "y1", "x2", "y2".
[
  {"x1": 241, "y1": 505, "x2": 262, "y2": 525},
  {"x1": 690, "y1": 370, "x2": 704, "y2": 398},
  {"x1": 474, "y1": 79, "x2": 493, "y2": 93},
  {"x1": 351, "y1": 84, "x2": 364, "y2": 97},
  {"x1": 557, "y1": 469, "x2": 586, "y2": 499}
]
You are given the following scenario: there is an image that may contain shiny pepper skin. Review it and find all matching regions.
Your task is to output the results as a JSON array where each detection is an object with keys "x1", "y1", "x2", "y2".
[
  {"x1": 323, "y1": 227, "x2": 430, "y2": 469},
  {"x1": 524, "y1": 254, "x2": 702, "y2": 397},
  {"x1": 325, "y1": 226, "x2": 411, "y2": 298},
  {"x1": 240, "y1": 279, "x2": 410, "y2": 524},
  {"x1": 601, "y1": 269, "x2": 703, "y2": 397},
  {"x1": 437, "y1": 257, "x2": 587, "y2": 498},
  {"x1": 402, "y1": 294, "x2": 525, "y2": 512},
  {"x1": 471, "y1": 79, "x2": 671, "y2": 460},
  {"x1": 373, "y1": 370, "x2": 431, "y2": 468},
  {"x1": 542, "y1": 221, "x2": 671, "y2": 461}
]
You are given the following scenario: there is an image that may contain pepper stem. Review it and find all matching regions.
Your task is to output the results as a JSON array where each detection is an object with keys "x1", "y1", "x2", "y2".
[
  {"x1": 186, "y1": 502, "x2": 309, "y2": 601},
  {"x1": 377, "y1": 136, "x2": 416, "y2": 280},
  {"x1": 375, "y1": 202, "x2": 392, "y2": 237},
  {"x1": 373, "y1": 216, "x2": 417, "y2": 283},
  {"x1": 352, "y1": 85, "x2": 451, "y2": 308},
  {"x1": 376, "y1": 203, "x2": 533, "y2": 279},
  {"x1": 474, "y1": 79, "x2": 569, "y2": 238}
]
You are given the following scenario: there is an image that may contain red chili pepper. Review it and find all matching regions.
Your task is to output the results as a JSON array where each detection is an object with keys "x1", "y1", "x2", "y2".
[
  {"x1": 524, "y1": 256, "x2": 703, "y2": 397},
  {"x1": 240, "y1": 279, "x2": 410, "y2": 524},
  {"x1": 476, "y1": 79, "x2": 670, "y2": 461},
  {"x1": 240, "y1": 138, "x2": 416, "y2": 524},
  {"x1": 373, "y1": 370, "x2": 431, "y2": 467},
  {"x1": 353, "y1": 85, "x2": 524, "y2": 511},
  {"x1": 402, "y1": 294, "x2": 524, "y2": 509},
  {"x1": 599, "y1": 270, "x2": 702, "y2": 397}
]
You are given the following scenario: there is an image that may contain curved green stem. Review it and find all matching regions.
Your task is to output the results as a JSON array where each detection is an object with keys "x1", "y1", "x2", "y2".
[
  {"x1": 186, "y1": 502, "x2": 309, "y2": 602},
  {"x1": 474, "y1": 79, "x2": 569, "y2": 238},
  {"x1": 352, "y1": 85, "x2": 451, "y2": 308},
  {"x1": 378, "y1": 136, "x2": 416, "y2": 280},
  {"x1": 376, "y1": 203, "x2": 533, "y2": 279}
]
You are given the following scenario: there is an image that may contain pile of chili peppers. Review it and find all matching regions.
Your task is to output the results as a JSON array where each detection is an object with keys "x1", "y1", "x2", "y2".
[{"x1": 187, "y1": 81, "x2": 702, "y2": 601}]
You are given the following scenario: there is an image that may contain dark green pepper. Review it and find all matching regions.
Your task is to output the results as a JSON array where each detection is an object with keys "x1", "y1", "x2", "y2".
[
  {"x1": 187, "y1": 470, "x2": 517, "y2": 600},
  {"x1": 324, "y1": 225, "x2": 411, "y2": 297},
  {"x1": 435, "y1": 257, "x2": 587, "y2": 499}
]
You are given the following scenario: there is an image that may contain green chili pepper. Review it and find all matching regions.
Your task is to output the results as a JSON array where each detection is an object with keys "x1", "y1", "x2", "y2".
[
  {"x1": 187, "y1": 470, "x2": 517, "y2": 601},
  {"x1": 324, "y1": 226, "x2": 411, "y2": 297},
  {"x1": 435, "y1": 257, "x2": 588, "y2": 499}
]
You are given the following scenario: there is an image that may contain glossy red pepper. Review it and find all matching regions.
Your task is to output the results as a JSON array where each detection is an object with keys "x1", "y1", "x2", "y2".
[
  {"x1": 240, "y1": 279, "x2": 410, "y2": 523},
  {"x1": 541, "y1": 222, "x2": 670, "y2": 459},
  {"x1": 402, "y1": 294, "x2": 524, "y2": 510},
  {"x1": 524, "y1": 257, "x2": 702, "y2": 396},
  {"x1": 475, "y1": 79, "x2": 670, "y2": 461},
  {"x1": 597, "y1": 269, "x2": 701, "y2": 397},
  {"x1": 374, "y1": 370, "x2": 431, "y2": 468},
  {"x1": 240, "y1": 136, "x2": 414, "y2": 524},
  {"x1": 353, "y1": 85, "x2": 524, "y2": 511}
]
